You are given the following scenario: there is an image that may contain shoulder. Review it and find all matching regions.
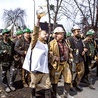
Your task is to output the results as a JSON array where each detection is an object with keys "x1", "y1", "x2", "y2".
[
  {"x1": 68, "y1": 36, "x2": 74, "y2": 42},
  {"x1": 49, "y1": 39, "x2": 57, "y2": 44},
  {"x1": 68, "y1": 36, "x2": 73, "y2": 40},
  {"x1": 16, "y1": 37, "x2": 24, "y2": 44},
  {"x1": 48, "y1": 39, "x2": 57, "y2": 48},
  {"x1": 67, "y1": 37, "x2": 74, "y2": 44},
  {"x1": 8, "y1": 39, "x2": 14, "y2": 46}
]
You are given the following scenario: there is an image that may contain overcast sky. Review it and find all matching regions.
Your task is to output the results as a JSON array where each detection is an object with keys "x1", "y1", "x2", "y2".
[{"x1": 0, "y1": 0, "x2": 70, "y2": 31}]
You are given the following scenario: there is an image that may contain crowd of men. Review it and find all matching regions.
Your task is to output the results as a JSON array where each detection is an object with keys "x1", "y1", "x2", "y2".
[{"x1": 0, "y1": 14, "x2": 98, "y2": 98}]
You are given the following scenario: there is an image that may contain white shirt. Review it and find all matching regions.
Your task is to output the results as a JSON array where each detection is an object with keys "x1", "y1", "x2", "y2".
[{"x1": 23, "y1": 40, "x2": 49, "y2": 73}]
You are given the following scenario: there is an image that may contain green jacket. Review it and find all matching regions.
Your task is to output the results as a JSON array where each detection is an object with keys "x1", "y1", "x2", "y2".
[{"x1": 0, "y1": 39, "x2": 14, "y2": 64}]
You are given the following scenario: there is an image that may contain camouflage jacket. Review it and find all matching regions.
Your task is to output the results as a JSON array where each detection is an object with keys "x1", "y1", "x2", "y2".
[{"x1": 0, "y1": 39, "x2": 14, "y2": 63}]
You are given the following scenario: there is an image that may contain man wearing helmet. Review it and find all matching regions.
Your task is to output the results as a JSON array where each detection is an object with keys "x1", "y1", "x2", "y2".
[
  {"x1": 12, "y1": 30, "x2": 23, "y2": 44},
  {"x1": 49, "y1": 26, "x2": 73, "y2": 98},
  {"x1": 23, "y1": 14, "x2": 51, "y2": 98},
  {"x1": 0, "y1": 29, "x2": 16, "y2": 93},
  {"x1": 67, "y1": 25, "x2": 87, "y2": 92},
  {"x1": 14, "y1": 28, "x2": 31, "y2": 87},
  {"x1": 82, "y1": 29, "x2": 96, "y2": 89},
  {"x1": 12, "y1": 30, "x2": 24, "y2": 81}
]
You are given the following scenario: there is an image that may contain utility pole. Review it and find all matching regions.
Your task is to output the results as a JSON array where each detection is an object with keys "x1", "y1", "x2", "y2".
[
  {"x1": 95, "y1": 0, "x2": 98, "y2": 28},
  {"x1": 33, "y1": 0, "x2": 35, "y2": 25}
]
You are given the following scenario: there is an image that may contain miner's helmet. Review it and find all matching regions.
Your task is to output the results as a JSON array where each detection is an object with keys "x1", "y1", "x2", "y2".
[
  {"x1": 86, "y1": 29, "x2": 95, "y2": 36},
  {"x1": 71, "y1": 25, "x2": 80, "y2": 32},
  {"x1": 23, "y1": 28, "x2": 31, "y2": 33},
  {"x1": 2, "y1": 29, "x2": 10, "y2": 35},
  {"x1": 53, "y1": 27, "x2": 65, "y2": 34},
  {"x1": 66, "y1": 32, "x2": 71, "y2": 37},
  {"x1": 16, "y1": 30, "x2": 23, "y2": 35}
]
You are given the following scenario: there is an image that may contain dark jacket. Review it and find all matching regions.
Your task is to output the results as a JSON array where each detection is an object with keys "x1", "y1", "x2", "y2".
[
  {"x1": 14, "y1": 36, "x2": 31, "y2": 63},
  {"x1": 68, "y1": 37, "x2": 84, "y2": 63}
]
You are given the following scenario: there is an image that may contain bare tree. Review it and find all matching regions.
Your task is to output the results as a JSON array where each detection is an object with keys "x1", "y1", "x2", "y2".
[
  {"x1": 46, "y1": 0, "x2": 63, "y2": 30},
  {"x1": 57, "y1": 0, "x2": 98, "y2": 32},
  {"x1": 46, "y1": 0, "x2": 98, "y2": 33},
  {"x1": 73, "y1": 0, "x2": 98, "y2": 31},
  {"x1": 95, "y1": 0, "x2": 98, "y2": 29},
  {"x1": 2, "y1": 8, "x2": 26, "y2": 37}
]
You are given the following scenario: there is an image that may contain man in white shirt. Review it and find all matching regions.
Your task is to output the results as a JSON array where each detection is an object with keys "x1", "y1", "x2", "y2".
[{"x1": 23, "y1": 15, "x2": 51, "y2": 98}]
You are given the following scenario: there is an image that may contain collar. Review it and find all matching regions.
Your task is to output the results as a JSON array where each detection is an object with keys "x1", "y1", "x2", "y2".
[{"x1": 38, "y1": 38, "x2": 46, "y2": 44}]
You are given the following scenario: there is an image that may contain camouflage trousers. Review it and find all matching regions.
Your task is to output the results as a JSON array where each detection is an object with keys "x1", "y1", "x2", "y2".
[{"x1": 0, "y1": 63, "x2": 17, "y2": 87}]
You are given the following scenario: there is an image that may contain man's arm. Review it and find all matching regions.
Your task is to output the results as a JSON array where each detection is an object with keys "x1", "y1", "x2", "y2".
[
  {"x1": 14, "y1": 39, "x2": 25, "y2": 56},
  {"x1": 31, "y1": 15, "x2": 41, "y2": 49}
]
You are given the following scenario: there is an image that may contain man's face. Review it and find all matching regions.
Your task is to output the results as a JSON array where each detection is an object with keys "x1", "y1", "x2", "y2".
[
  {"x1": 24, "y1": 32, "x2": 30, "y2": 39},
  {"x1": 39, "y1": 30, "x2": 48, "y2": 41},
  {"x1": 73, "y1": 29, "x2": 81, "y2": 39},
  {"x1": 87, "y1": 35, "x2": 93, "y2": 41},
  {"x1": 55, "y1": 32, "x2": 64, "y2": 41},
  {"x1": 17, "y1": 34, "x2": 22, "y2": 39},
  {"x1": 3, "y1": 33, "x2": 10, "y2": 40}
]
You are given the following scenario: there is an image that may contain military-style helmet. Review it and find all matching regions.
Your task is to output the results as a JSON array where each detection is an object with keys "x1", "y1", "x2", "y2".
[
  {"x1": 66, "y1": 32, "x2": 71, "y2": 37},
  {"x1": 71, "y1": 25, "x2": 80, "y2": 32},
  {"x1": 23, "y1": 28, "x2": 31, "y2": 33},
  {"x1": 53, "y1": 27, "x2": 65, "y2": 34},
  {"x1": 16, "y1": 30, "x2": 23, "y2": 35},
  {"x1": 2, "y1": 29, "x2": 10, "y2": 35},
  {"x1": 86, "y1": 29, "x2": 95, "y2": 36}
]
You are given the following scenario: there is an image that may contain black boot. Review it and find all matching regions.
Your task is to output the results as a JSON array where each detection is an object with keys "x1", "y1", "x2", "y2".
[
  {"x1": 52, "y1": 84, "x2": 57, "y2": 98},
  {"x1": 30, "y1": 88, "x2": 36, "y2": 98},
  {"x1": 73, "y1": 81, "x2": 83, "y2": 92},
  {"x1": 44, "y1": 89, "x2": 51, "y2": 98},
  {"x1": 87, "y1": 75, "x2": 95, "y2": 90},
  {"x1": 52, "y1": 84, "x2": 61, "y2": 98},
  {"x1": 96, "y1": 64, "x2": 98, "y2": 76}
]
